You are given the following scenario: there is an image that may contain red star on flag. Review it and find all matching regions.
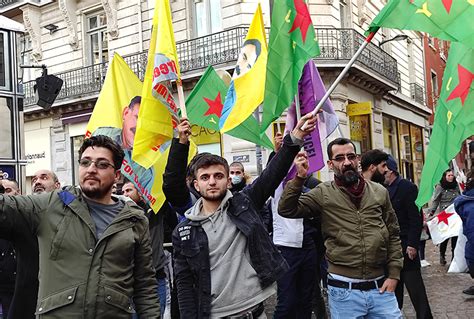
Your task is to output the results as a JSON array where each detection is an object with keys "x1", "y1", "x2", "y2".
[
  {"x1": 203, "y1": 92, "x2": 223, "y2": 117},
  {"x1": 288, "y1": 0, "x2": 312, "y2": 43},
  {"x1": 441, "y1": 0, "x2": 452, "y2": 14},
  {"x1": 437, "y1": 210, "x2": 454, "y2": 226},
  {"x1": 446, "y1": 64, "x2": 474, "y2": 106}
]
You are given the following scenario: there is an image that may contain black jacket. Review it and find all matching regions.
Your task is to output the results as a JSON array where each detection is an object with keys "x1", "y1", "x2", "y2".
[
  {"x1": 0, "y1": 220, "x2": 38, "y2": 319},
  {"x1": 0, "y1": 239, "x2": 16, "y2": 293},
  {"x1": 387, "y1": 176, "x2": 423, "y2": 269},
  {"x1": 169, "y1": 134, "x2": 301, "y2": 318}
]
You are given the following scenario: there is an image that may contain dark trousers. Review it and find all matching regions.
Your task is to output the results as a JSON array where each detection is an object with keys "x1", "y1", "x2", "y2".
[
  {"x1": 274, "y1": 246, "x2": 318, "y2": 319},
  {"x1": 395, "y1": 266, "x2": 433, "y2": 319},
  {"x1": 419, "y1": 240, "x2": 426, "y2": 260},
  {"x1": 0, "y1": 292, "x2": 13, "y2": 318},
  {"x1": 440, "y1": 236, "x2": 458, "y2": 258}
]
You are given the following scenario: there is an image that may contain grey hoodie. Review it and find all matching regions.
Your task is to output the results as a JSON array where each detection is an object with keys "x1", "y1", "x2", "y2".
[{"x1": 185, "y1": 190, "x2": 276, "y2": 318}]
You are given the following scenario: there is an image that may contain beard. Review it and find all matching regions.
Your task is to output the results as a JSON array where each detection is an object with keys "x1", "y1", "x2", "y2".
[
  {"x1": 372, "y1": 170, "x2": 386, "y2": 184},
  {"x1": 200, "y1": 188, "x2": 227, "y2": 202},
  {"x1": 81, "y1": 179, "x2": 114, "y2": 201},
  {"x1": 336, "y1": 166, "x2": 360, "y2": 187}
]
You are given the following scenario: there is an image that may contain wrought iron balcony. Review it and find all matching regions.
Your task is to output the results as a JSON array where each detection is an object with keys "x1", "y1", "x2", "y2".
[
  {"x1": 22, "y1": 27, "x2": 399, "y2": 107},
  {"x1": 0, "y1": 0, "x2": 20, "y2": 8},
  {"x1": 410, "y1": 82, "x2": 425, "y2": 104}
]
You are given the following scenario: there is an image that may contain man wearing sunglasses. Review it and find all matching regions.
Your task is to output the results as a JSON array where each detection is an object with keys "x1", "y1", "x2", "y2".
[
  {"x1": 279, "y1": 137, "x2": 403, "y2": 318},
  {"x1": 0, "y1": 135, "x2": 160, "y2": 318}
]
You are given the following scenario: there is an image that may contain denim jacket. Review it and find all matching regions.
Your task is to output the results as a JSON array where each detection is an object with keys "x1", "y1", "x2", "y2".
[{"x1": 172, "y1": 134, "x2": 301, "y2": 318}]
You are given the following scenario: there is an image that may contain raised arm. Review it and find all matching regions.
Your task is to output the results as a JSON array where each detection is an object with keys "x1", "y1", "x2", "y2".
[
  {"x1": 162, "y1": 118, "x2": 193, "y2": 214},
  {"x1": 245, "y1": 113, "x2": 317, "y2": 210},
  {"x1": 0, "y1": 193, "x2": 51, "y2": 240}
]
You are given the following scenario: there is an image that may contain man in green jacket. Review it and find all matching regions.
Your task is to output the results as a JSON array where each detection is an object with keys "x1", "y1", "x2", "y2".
[
  {"x1": 0, "y1": 135, "x2": 160, "y2": 318},
  {"x1": 279, "y1": 137, "x2": 403, "y2": 318}
]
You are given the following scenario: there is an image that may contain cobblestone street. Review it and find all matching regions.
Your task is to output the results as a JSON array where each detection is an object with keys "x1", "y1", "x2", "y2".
[{"x1": 264, "y1": 240, "x2": 474, "y2": 318}]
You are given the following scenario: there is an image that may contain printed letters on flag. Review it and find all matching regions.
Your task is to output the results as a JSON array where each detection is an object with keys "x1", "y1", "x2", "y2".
[{"x1": 132, "y1": 0, "x2": 181, "y2": 168}]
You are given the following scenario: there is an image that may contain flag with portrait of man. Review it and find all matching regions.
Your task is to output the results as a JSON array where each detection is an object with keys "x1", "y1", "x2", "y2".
[{"x1": 219, "y1": 4, "x2": 268, "y2": 133}]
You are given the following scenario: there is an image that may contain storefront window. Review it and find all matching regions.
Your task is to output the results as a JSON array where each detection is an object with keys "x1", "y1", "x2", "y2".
[
  {"x1": 398, "y1": 121, "x2": 413, "y2": 182},
  {"x1": 411, "y1": 125, "x2": 424, "y2": 185},
  {"x1": 350, "y1": 114, "x2": 371, "y2": 154},
  {"x1": 382, "y1": 116, "x2": 398, "y2": 158},
  {"x1": 0, "y1": 31, "x2": 11, "y2": 91},
  {"x1": 0, "y1": 97, "x2": 13, "y2": 158}
]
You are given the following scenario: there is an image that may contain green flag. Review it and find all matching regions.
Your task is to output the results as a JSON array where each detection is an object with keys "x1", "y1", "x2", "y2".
[
  {"x1": 368, "y1": 0, "x2": 474, "y2": 48},
  {"x1": 260, "y1": 0, "x2": 320, "y2": 132},
  {"x1": 416, "y1": 42, "x2": 474, "y2": 208},
  {"x1": 186, "y1": 66, "x2": 274, "y2": 150}
]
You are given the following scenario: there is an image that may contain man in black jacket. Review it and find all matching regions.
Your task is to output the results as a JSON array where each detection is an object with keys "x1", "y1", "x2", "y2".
[
  {"x1": 384, "y1": 155, "x2": 433, "y2": 318},
  {"x1": 166, "y1": 115, "x2": 316, "y2": 318}
]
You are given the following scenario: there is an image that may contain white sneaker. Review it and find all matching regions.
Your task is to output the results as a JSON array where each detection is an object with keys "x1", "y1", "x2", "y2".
[{"x1": 420, "y1": 259, "x2": 431, "y2": 267}]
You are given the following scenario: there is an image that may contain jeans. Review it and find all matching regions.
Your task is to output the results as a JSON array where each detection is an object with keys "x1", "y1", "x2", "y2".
[{"x1": 328, "y1": 285, "x2": 402, "y2": 319}]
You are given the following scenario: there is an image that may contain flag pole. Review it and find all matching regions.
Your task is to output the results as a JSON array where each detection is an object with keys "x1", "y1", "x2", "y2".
[
  {"x1": 177, "y1": 80, "x2": 187, "y2": 118},
  {"x1": 302, "y1": 29, "x2": 379, "y2": 129}
]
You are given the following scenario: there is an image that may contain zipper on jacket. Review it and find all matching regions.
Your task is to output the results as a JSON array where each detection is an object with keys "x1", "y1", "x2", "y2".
[{"x1": 356, "y1": 210, "x2": 366, "y2": 278}]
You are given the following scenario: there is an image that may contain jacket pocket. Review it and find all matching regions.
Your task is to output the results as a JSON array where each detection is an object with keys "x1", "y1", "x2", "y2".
[
  {"x1": 103, "y1": 286, "x2": 135, "y2": 314},
  {"x1": 35, "y1": 286, "x2": 78, "y2": 315},
  {"x1": 50, "y1": 214, "x2": 73, "y2": 260}
]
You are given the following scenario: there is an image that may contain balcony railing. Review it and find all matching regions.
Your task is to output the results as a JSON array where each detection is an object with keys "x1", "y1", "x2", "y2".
[
  {"x1": 22, "y1": 27, "x2": 399, "y2": 107},
  {"x1": 410, "y1": 82, "x2": 425, "y2": 104},
  {"x1": 0, "y1": 0, "x2": 20, "y2": 8}
]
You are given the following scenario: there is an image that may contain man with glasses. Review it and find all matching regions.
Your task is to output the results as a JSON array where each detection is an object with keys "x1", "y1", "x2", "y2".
[
  {"x1": 279, "y1": 137, "x2": 403, "y2": 318},
  {"x1": 0, "y1": 136, "x2": 159, "y2": 317}
]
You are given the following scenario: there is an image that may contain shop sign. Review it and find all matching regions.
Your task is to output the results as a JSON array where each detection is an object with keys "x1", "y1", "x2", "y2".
[
  {"x1": 190, "y1": 124, "x2": 221, "y2": 145},
  {"x1": 347, "y1": 102, "x2": 372, "y2": 116}
]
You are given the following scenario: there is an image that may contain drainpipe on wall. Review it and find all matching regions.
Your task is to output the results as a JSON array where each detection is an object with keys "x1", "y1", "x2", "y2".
[{"x1": 137, "y1": 0, "x2": 143, "y2": 52}]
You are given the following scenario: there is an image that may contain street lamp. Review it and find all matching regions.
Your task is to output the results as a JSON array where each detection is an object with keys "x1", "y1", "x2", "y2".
[{"x1": 379, "y1": 34, "x2": 409, "y2": 47}]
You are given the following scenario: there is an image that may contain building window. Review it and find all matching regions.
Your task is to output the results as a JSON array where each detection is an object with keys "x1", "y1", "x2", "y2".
[
  {"x1": 194, "y1": 0, "x2": 222, "y2": 37},
  {"x1": 0, "y1": 31, "x2": 11, "y2": 91},
  {"x1": 0, "y1": 97, "x2": 13, "y2": 158},
  {"x1": 339, "y1": 0, "x2": 352, "y2": 28},
  {"x1": 86, "y1": 11, "x2": 108, "y2": 65},
  {"x1": 431, "y1": 70, "x2": 438, "y2": 104},
  {"x1": 410, "y1": 125, "x2": 424, "y2": 185},
  {"x1": 17, "y1": 33, "x2": 33, "y2": 82},
  {"x1": 71, "y1": 135, "x2": 84, "y2": 184}
]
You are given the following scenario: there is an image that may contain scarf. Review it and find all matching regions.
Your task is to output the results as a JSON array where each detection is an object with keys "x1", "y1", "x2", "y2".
[{"x1": 334, "y1": 174, "x2": 366, "y2": 209}]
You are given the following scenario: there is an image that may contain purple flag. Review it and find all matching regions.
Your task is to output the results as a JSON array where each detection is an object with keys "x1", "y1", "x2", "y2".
[{"x1": 284, "y1": 61, "x2": 339, "y2": 179}]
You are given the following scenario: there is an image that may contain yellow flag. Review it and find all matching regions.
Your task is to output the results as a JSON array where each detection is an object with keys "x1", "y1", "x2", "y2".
[
  {"x1": 86, "y1": 53, "x2": 196, "y2": 213},
  {"x1": 219, "y1": 4, "x2": 267, "y2": 133},
  {"x1": 132, "y1": 0, "x2": 181, "y2": 168},
  {"x1": 86, "y1": 53, "x2": 142, "y2": 136}
]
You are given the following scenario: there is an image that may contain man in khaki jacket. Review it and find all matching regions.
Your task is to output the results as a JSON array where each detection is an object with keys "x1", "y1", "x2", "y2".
[
  {"x1": 0, "y1": 136, "x2": 159, "y2": 318},
  {"x1": 279, "y1": 138, "x2": 403, "y2": 318}
]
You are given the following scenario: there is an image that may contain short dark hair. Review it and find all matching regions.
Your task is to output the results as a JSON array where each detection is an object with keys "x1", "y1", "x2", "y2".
[
  {"x1": 360, "y1": 149, "x2": 389, "y2": 172},
  {"x1": 186, "y1": 152, "x2": 212, "y2": 182},
  {"x1": 229, "y1": 162, "x2": 244, "y2": 172},
  {"x1": 128, "y1": 96, "x2": 141, "y2": 109},
  {"x1": 79, "y1": 135, "x2": 125, "y2": 170},
  {"x1": 327, "y1": 138, "x2": 357, "y2": 159},
  {"x1": 243, "y1": 39, "x2": 262, "y2": 58},
  {"x1": 192, "y1": 153, "x2": 229, "y2": 178}
]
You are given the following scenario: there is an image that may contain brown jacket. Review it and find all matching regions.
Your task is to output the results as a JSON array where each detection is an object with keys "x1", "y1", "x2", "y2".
[{"x1": 278, "y1": 176, "x2": 403, "y2": 280}]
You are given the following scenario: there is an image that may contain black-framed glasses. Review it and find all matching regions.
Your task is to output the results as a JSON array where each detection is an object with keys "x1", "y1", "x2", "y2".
[
  {"x1": 331, "y1": 153, "x2": 357, "y2": 162},
  {"x1": 78, "y1": 158, "x2": 115, "y2": 170}
]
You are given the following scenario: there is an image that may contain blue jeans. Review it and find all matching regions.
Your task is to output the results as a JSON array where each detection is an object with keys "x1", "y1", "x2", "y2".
[{"x1": 328, "y1": 285, "x2": 402, "y2": 319}]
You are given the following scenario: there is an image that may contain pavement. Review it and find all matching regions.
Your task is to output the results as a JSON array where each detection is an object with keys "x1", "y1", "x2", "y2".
[{"x1": 264, "y1": 240, "x2": 474, "y2": 318}]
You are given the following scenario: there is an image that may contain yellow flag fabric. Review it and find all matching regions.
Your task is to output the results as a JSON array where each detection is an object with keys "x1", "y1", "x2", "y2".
[
  {"x1": 219, "y1": 4, "x2": 267, "y2": 133},
  {"x1": 132, "y1": 0, "x2": 181, "y2": 169},
  {"x1": 86, "y1": 53, "x2": 196, "y2": 213},
  {"x1": 86, "y1": 53, "x2": 142, "y2": 136}
]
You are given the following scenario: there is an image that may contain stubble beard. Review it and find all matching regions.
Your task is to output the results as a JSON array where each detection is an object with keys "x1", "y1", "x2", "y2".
[{"x1": 201, "y1": 188, "x2": 227, "y2": 202}]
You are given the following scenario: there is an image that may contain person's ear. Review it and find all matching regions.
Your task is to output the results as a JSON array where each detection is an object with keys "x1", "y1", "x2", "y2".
[{"x1": 193, "y1": 179, "x2": 200, "y2": 192}]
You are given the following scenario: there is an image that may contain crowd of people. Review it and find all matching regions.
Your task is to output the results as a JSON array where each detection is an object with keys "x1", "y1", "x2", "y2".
[{"x1": 0, "y1": 114, "x2": 472, "y2": 318}]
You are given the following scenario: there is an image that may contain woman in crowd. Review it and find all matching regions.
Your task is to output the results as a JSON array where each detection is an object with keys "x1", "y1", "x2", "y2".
[{"x1": 429, "y1": 169, "x2": 460, "y2": 265}]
